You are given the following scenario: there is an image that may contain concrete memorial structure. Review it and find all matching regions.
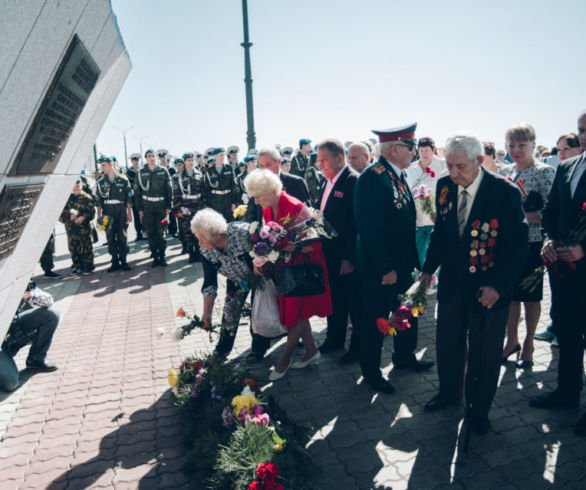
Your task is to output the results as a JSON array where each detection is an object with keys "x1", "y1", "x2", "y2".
[{"x1": 0, "y1": 0, "x2": 131, "y2": 341}]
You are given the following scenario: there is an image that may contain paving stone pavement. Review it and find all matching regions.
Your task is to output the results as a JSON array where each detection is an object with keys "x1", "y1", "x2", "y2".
[{"x1": 1, "y1": 224, "x2": 586, "y2": 489}]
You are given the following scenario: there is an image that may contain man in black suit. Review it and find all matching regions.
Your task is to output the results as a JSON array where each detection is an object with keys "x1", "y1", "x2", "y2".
[
  {"x1": 421, "y1": 134, "x2": 528, "y2": 434},
  {"x1": 531, "y1": 111, "x2": 586, "y2": 436},
  {"x1": 354, "y1": 123, "x2": 434, "y2": 395},
  {"x1": 315, "y1": 139, "x2": 361, "y2": 363},
  {"x1": 242, "y1": 147, "x2": 310, "y2": 360}
]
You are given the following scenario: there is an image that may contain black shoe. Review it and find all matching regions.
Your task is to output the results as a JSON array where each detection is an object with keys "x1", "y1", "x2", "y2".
[
  {"x1": 366, "y1": 377, "x2": 395, "y2": 394},
  {"x1": 529, "y1": 390, "x2": 579, "y2": 409},
  {"x1": 574, "y1": 413, "x2": 586, "y2": 436},
  {"x1": 246, "y1": 351, "x2": 265, "y2": 361},
  {"x1": 424, "y1": 394, "x2": 460, "y2": 412},
  {"x1": 159, "y1": 256, "x2": 168, "y2": 266},
  {"x1": 151, "y1": 258, "x2": 160, "y2": 267},
  {"x1": 470, "y1": 416, "x2": 491, "y2": 435},
  {"x1": 394, "y1": 358, "x2": 434, "y2": 372},
  {"x1": 26, "y1": 360, "x2": 58, "y2": 372},
  {"x1": 502, "y1": 344, "x2": 521, "y2": 364},
  {"x1": 188, "y1": 253, "x2": 197, "y2": 263},
  {"x1": 107, "y1": 262, "x2": 120, "y2": 273},
  {"x1": 319, "y1": 341, "x2": 344, "y2": 354},
  {"x1": 43, "y1": 271, "x2": 61, "y2": 278},
  {"x1": 119, "y1": 262, "x2": 131, "y2": 271},
  {"x1": 516, "y1": 359, "x2": 533, "y2": 369},
  {"x1": 339, "y1": 351, "x2": 359, "y2": 365}
]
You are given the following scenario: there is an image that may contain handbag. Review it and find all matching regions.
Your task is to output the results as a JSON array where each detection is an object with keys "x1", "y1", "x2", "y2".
[
  {"x1": 251, "y1": 278, "x2": 287, "y2": 338},
  {"x1": 274, "y1": 250, "x2": 325, "y2": 297}
]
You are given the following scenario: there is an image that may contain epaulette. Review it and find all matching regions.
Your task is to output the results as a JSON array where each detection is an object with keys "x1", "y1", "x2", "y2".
[{"x1": 373, "y1": 163, "x2": 386, "y2": 175}]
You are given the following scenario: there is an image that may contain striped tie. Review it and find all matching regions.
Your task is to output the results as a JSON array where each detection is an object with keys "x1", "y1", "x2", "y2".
[{"x1": 458, "y1": 190, "x2": 468, "y2": 236}]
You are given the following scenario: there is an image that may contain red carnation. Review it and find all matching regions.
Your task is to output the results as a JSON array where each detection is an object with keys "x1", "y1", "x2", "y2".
[
  {"x1": 256, "y1": 463, "x2": 280, "y2": 482},
  {"x1": 248, "y1": 481, "x2": 262, "y2": 490},
  {"x1": 490, "y1": 219, "x2": 499, "y2": 229},
  {"x1": 582, "y1": 202, "x2": 586, "y2": 212},
  {"x1": 487, "y1": 238, "x2": 496, "y2": 247},
  {"x1": 472, "y1": 220, "x2": 480, "y2": 229}
]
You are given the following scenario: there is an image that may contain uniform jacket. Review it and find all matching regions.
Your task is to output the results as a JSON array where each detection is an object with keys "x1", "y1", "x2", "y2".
[
  {"x1": 305, "y1": 164, "x2": 325, "y2": 207},
  {"x1": 133, "y1": 165, "x2": 173, "y2": 211},
  {"x1": 95, "y1": 175, "x2": 132, "y2": 209},
  {"x1": 423, "y1": 169, "x2": 529, "y2": 309},
  {"x1": 319, "y1": 166, "x2": 358, "y2": 264},
  {"x1": 173, "y1": 169, "x2": 205, "y2": 210},
  {"x1": 290, "y1": 152, "x2": 309, "y2": 178},
  {"x1": 354, "y1": 156, "x2": 418, "y2": 279},
  {"x1": 60, "y1": 191, "x2": 95, "y2": 231}
]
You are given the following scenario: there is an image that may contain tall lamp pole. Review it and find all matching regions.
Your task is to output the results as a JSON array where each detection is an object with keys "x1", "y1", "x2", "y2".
[
  {"x1": 114, "y1": 125, "x2": 134, "y2": 169},
  {"x1": 241, "y1": 0, "x2": 256, "y2": 151}
]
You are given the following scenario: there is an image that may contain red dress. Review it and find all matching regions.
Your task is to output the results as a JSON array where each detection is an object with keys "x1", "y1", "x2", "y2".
[{"x1": 262, "y1": 192, "x2": 333, "y2": 327}]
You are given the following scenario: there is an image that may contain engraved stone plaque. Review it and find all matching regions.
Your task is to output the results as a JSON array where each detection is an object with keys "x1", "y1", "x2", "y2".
[{"x1": 10, "y1": 35, "x2": 101, "y2": 175}]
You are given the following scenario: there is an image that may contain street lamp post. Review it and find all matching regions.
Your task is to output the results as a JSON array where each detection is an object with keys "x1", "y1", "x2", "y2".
[
  {"x1": 114, "y1": 125, "x2": 134, "y2": 169},
  {"x1": 241, "y1": 0, "x2": 256, "y2": 151}
]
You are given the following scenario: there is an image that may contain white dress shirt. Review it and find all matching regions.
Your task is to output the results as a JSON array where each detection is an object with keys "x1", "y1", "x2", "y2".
[
  {"x1": 406, "y1": 155, "x2": 446, "y2": 227},
  {"x1": 458, "y1": 168, "x2": 485, "y2": 225},
  {"x1": 319, "y1": 165, "x2": 346, "y2": 212}
]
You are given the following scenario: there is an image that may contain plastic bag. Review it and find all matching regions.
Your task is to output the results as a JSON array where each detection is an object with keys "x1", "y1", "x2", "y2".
[{"x1": 252, "y1": 278, "x2": 287, "y2": 338}]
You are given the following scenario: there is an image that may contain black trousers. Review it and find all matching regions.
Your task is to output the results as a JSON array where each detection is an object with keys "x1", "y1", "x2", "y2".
[
  {"x1": 324, "y1": 255, "x2": 361, "y2": 351},
  {"x1": 436, "y1": 286, "x2": 508, "y2": 420},
  {"x1": 549, "y1": 267, "x2": 586, "y2": 398},
  {"x1": 131, "y1": 204, "x2": 142, "y2": 238},
  {"x1": 359, "y1": 270, "x2": 418, "y2": 383}
]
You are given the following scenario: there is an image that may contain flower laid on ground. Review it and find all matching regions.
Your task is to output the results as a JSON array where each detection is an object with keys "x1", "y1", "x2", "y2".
[
  {"x1": 248, "y1": 462, "x2": 284, "y2": 490},
  {"x1": 377, "y1": 281, "x2": 427, "y2": 336},
  {"x1": 412, "y1": 184, "x2": 435, "y2": 215},
  {"x1": 233, "y1": 204, "x2": 248, "y2": 219},
  {"x1": 232, "y1": 386, "x2": 260, "y2": 420},
  {"x1": 247, "y1": 220, "x2": 288, "y2": 267}
]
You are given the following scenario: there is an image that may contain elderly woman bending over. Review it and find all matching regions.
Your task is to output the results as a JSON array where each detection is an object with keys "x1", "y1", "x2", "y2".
[
  {"x1": 191, "y1": 208, "x2": 254, "y2": 357},
  {"x1": 245, "y1": 168, "x2": 332, "y2": 381}
]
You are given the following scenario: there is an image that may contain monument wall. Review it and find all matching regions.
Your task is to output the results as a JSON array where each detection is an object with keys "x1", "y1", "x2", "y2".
[{"x1": 0, "y1": 0, "x2": 131, "y2": 340}]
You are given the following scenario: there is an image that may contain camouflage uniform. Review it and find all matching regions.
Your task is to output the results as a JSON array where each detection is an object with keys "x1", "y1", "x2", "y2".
[
  {"x1": 305, "y1": 163, "x2": 325, "y2": 208},
  {"x1": 203, "y1": 164, "x2": 239, "y2": 222},
  {"x1": 60, "y1": 191, "x2": 95, "y2": 273},
  {"x1": 133, "y1": 165, "x2": 173, "y2": 265},
  {"x1": 95, "y1": 174, "x2": 133, "y2": 269},
  {"x1": 290, "y1": 152, "x2": 310, "y2": 178},
  {"x1": 173, "y1": 168, "x2": 206, "y2": 262}
]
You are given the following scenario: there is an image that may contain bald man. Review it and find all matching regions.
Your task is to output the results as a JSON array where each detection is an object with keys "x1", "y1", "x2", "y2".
[{"x1": 347, "y1": 143, "x2": 370, "y2": 173}]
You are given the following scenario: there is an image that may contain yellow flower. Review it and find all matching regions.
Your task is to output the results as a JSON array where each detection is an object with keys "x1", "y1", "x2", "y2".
[
  {"x1": 231, "y1": 394, "x2": 259, "y2": 419},
  {"x1": 233, "y1": 204, "x2": 248, "y2": 219},
  {"x1": 102, "y1": 216, "x2": 109, "y2": 225},
  {"x1": 273, "y1": 444, "x2": 283, "y2": 452},
  {"x1": 168, "y1": 368, "x2": 179, "y2": 388},
  {"x1": 389, "y1": 327, "x2": 397, "y2": 336}
]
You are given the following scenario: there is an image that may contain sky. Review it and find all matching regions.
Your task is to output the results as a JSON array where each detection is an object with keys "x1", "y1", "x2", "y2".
[{"x1": 96, "y1": 0, "x2": 586, "y2": 164}]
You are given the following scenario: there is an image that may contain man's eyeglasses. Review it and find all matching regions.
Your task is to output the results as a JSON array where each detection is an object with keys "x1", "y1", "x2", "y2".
[{"x1": 395, "y1": 141, "x2": 416, "y2": 151}]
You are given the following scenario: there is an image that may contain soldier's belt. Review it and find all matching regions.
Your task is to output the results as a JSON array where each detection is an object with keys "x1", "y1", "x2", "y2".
[
  {"x1": 104, "y1": 199, "x2": 123, "y2": 205},
  {"x1": 142, "y1": 196, "x2": 165, "y2": 202},
  {"x1": 182, "y1": 194, "x2": 201, "y2": 200},
  {"x1": 211, "y1": 190, "x2": 230, "y2": 195}
]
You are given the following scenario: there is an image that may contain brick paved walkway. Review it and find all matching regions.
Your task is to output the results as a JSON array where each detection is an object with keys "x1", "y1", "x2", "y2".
[{"x1": 1, "y1": 225, "x2": 586, "y2": 489}]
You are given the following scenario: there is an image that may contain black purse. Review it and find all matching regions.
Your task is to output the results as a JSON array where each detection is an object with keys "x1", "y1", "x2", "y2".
[{"x1": 274, "y1": 250, "x2": 325, "y2": 297}]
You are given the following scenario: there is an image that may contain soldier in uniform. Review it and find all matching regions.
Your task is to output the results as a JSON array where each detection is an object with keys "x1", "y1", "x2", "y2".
[
  {"x1": 59, "y1": 180, "x2": 95, "y2": 275},
  {"x1": 354, "y1": 123, "x2": 433, "y2": 395},
  {"x1": 125, "y1": 153, "x2": 143, "y2": 241},
  {"x1": 172, "y1": 157, "x2": 187, "y2": 253},
  {"x1": 158, "y1": 149, "x2": 178, "y2": 237},
  {"x1": 290, "y1": 138, "x2": 312, "y2": 177},
  {"x1": 305, "y1": 151, "x2": 324, "y2": 207},
  {"x1": 95, "y1": 156, "x2": 133, "y2": 272},
  {"x1": 134, "y1": 149, "x2": 173, "y2": 267},
  {"x1": 237, "y1": 154, "x2": 257, "y2": 204},
  {"x1": 227, "y1": 145, "x2": 239, "y2": 168},
  {"x1": 195, "y1": 151, "x2": 205, "y2": 170},
  {"x1": 281, "y1": 146, "x2": 294, "y2": 160},
  {"x1": 203, "y1": 147, "x2": 239, "y2": 222},
  {"x1": 173, "y1": 152, "x2": 206, "y2": 263}
]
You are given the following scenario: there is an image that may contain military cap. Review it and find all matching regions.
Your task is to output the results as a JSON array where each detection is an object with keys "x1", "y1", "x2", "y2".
[
  {"x1": 204, "y1": 147, "x2": 214, "y2": 156},
  {"x1": 243, "y1": 154, "x2": 256, "y2": 163},
  {"x1": 174, "y1": 158, "x2": 184, "y2": 165},
  {"x1": 372, "y1": 123, "x2": 417, "y2": 143},
  {"x1": 97, "y1": 156, "x2": 112, "y2": 163},
  {"x1": 282, "y1": 146, "x2": 294, "y2": 155},
  {"x1": 212, "y1": 147, "x2": 225, "y2": 155},
  {"x1": 207, "y1": 156, "x2": 216, "y2": 165},
  {"x1": 237, "y1": 161, "x2": 245, "y2": 168},
  {"x1": 227, "y1": 145, "x2": 239, "y2": 154},
  {"x1": 299, "y1": 138, "x2": 311, "y2": 147},
  {"x1": 248, "y1": 148, "x2": 258, "y2": 156},
  {"x1": 144, "y1": 148, "x2": 156, "y2": 157},
  {"x1": 111, "y1": 156, "x2": 118, "y2": 162},
  {"x1": 130, "y1": 153, "x2": 141, "y2": 160},
  {"x1": 182, "y1": 152, "x2": 195, "y2": 160},
  {"x1": 157, "y1": 148, "x2": 169, "y2": 156},
  {"x1": 194, "y1": 151, "x2": 203, "y2": 158}
]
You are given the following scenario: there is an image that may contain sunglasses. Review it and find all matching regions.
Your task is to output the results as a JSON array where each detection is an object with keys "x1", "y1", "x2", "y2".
[{"x1": 395, "y1": 141, "x2": 416, "y2": 151}]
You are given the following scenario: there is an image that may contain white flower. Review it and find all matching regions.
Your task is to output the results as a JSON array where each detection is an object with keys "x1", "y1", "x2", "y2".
[
  {"x1": 157, "y1": 327, "x2": 166, "y2": 337},
  {"x1": 241, "y1": 385, "x2": 253, "y2": 396},
  {"x1": 249, "y1": 222, "x2": 258, "y2": 234},
  {"x1": 171, "y1": 325, "x2": 184, "y2": 341},
  {"x1": 249, "y1": 250, "x2": 256, "y2": 258},
  {"x1": 267, "y1": 250, "x2": 279, "y2": 263}
]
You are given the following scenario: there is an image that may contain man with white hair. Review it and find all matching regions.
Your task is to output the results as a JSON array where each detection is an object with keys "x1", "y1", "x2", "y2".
[
  {"x1": 420, "y1": 134, "x2": 528, "y2": 435},
  {"x1": 347, "y1": 143, "x2": 370, "y2": 174}
]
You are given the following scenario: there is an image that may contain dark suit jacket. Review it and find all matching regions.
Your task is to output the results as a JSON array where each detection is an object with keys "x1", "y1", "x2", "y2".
[
  {"x1": 423, "y1": 169, "x2": 528, "y2": 309},
  {"x1": 542, "y1": 152, "x2": 586, "y2": 259},
  {"x1": 319, "y1": 166, "x2": 359, "y2": 264},
  {"x1": 354, "y1": 157, "x2": 418, "y2": 281}
]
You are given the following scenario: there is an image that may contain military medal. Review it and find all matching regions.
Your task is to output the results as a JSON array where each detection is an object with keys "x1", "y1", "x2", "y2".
[
  {"x1": 471, "y1": 230, "x2": 478, "y2": 237},
  {"x1": 469, "y1": 266, "x2": 476, "y2": 273}
]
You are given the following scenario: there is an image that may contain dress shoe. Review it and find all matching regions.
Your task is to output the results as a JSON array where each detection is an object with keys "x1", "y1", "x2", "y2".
[
  {"x1": 291, "y1": 350, "x2": 321, "y2": 369},
  {"x1": 574, "y1": 412, "x2": 586, "y2": 436},
  {"x1": 424, "y1": 394, "x2": 459, "y2": 412},
  {"x1": 119, "y1": 262, "x2": 131, "y2": 271},
  {"x1": 26, "y1": 360, "x2": 58, "y2": 373},
  {"x1": 159, "y1": 256, "x2": 168, "y2": 266},
  {"x1": 246, "y1": 351, "x2": 265, "y2": 362},
  {"x1": 43, "y1": 271, "x2": 61, "y2": 278},
  {"x1": 107, "y1": 262, "x2": 120, "y2": 273},
  {"x1": 339, "y1": 351, "x2": 359, "y2": 365},
  {"x1": 502, "y1": 344, "x2": 521, "y2": 364},
  {"x1": 269, "y1": 363, "x2": 291, "y2": 381},
  {"x1": 366, "y1": 377, "x2": 395, "y2": 394},
  {"x1": 470, "y1": 416, "x2": 491, "y2": 435},
  {"x1": 529, "y1": 390, "x2": 579, "y2": 409},
  {"x1": 319, "y1": 341, "x2": 344, "y2": 354},
  {"x1": 394, "y1": 358, "x2": 434, "y2": 372},
  {"x1": 151, "y1": 258, "x2": 160, "y2": 267},
  {"x1": 516, "y1": 359, "x2": 533, "y2": 369}
]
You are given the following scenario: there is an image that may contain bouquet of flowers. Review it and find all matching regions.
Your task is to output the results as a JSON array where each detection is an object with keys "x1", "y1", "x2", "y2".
[
  {"x1": 377, "y1": 281, "x2": 427, "y2": 336},
  {"x1": 159, "y1": 307, "x2": 219, "y2": 343},
  {"x1": 412, "y1": 184, "x2": 435, "y2": 215},
  {"x1": 282, "y1": 206, "x2": 337, "y2": 248},
  {"x1": 233, "y1": 204, "x2": 248, "y2": 219},
  {"x1": 179, "y1": 206, "x2": 192, "y2": 217},
  {"x1": 247, "y1": 221, "x2": 288, "y2": 267},
  {"x1": 97, "y1": 215, "x2": 110, "y2": 232}
]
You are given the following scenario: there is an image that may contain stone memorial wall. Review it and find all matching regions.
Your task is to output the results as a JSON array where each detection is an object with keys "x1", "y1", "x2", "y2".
[{"x1": 0, "y1": 0, "x2": 131, "y2": 341}]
